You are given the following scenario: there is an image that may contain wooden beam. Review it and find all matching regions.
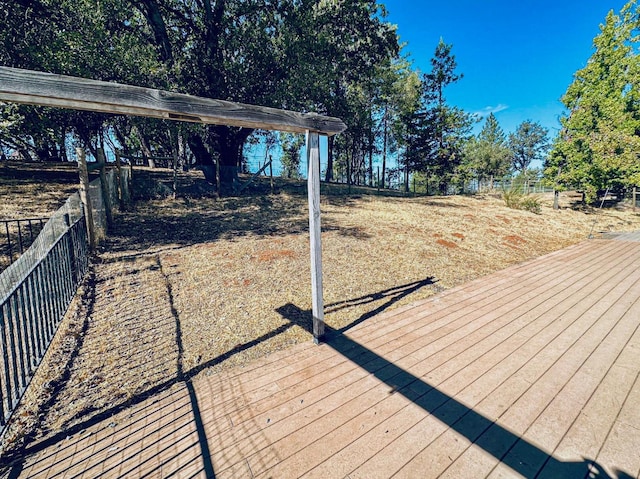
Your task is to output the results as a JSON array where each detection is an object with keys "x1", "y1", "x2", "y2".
[
  {"x1": 306, "y1": 131, "x2": 324, "y2": 343},
  {"x1": 0, "y1": 66, "x2": 347, "y2": 136}
]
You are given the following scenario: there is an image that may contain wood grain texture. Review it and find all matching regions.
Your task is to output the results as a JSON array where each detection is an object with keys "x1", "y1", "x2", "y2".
[
  {"x1": 76, "y1": 148, "x2": 96, "y2": 251},
  {"x1": 306, "y1": 131, "x2": 325, "y2": 343},
  {"x1": 0, "y1": 67, "x2": 347, "y2": 135}
]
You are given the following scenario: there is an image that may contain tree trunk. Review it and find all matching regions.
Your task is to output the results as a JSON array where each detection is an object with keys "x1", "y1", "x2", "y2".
[
  {"x1": 139, "y1": 135, "x2": 154, "y2": 168},
  {"x1": 325, "y1": 136, "x2": 334, "y2": 182},
  {"x1": 60, "y1": 126, "x2": 68, "y2": 162},
  {"x1": 368, "y1": 110, "x2": 374, "y2": 187},
  {"x1": 212, "y1": 125, "x2": 249, "y2": 190},
  {"x1": 187, "y1": 133, "x2": 215, "y2": 183},
  {"x1": 381, "y1": 108, "x2": 388, "y2": 189},
  {"x1": 135, "y1": 0, "x2": 173, "y2": 63}
]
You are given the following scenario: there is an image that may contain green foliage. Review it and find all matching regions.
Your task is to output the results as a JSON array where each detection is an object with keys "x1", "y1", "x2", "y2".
[
  {"x1": 279, "y1": 133, "x2": 304, "y2": 179},
  {"x1": 519, "y1": 195, "x2": 542, "y2": 214},
  {"x1": 401, "y1": 39, "x2": 475, "y2": 194},
  {"x1": 465, "y1": 113, "x2": 511, "y2": 187},
  {"x1": 508, "y1": 120, "x2": 550, "y2": 173},
  {"x1": 502, "y1": 184, "x2": 542, "y2": 214},
  {"x1": 546, "y1": 1, "x2": 640, "y2": 203},
  {"x1": 0, "y1": 0, "x2": 400, "y2": 186},
  {"x1": 502, "y1": 189, "x2": 523, "y2": 209}
]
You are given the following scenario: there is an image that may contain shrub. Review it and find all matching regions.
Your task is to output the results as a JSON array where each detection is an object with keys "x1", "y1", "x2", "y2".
[
  {"x1": 502, "y1": 188, "x2": 523, "y2": 209},
  {"x1": 519, "y1": 195, "x2": 541, "y2": 214},
  {"x1": 502, "y1": 188, "x2": 541, "y2": 214}
]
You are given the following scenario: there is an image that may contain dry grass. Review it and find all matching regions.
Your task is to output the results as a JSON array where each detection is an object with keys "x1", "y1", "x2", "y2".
[
  {"x1": 0, "y1": 161, "x2": 79, "y2": 219},
  {"x1": 0, "y1": 162, "x2": 84, "y2": 269},
  {"x1": 3, "y1": 165, "x2": 640, "y2": 462}
]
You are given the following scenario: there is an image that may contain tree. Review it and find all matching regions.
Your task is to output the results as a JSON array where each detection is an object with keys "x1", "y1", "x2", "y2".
[
  {"x1": 0, "y1": 0, "x2": 400, "y2": 191},
  {"x1": 401, "y1": 39, "x2": 474, "y2": 194},
  {"x1": 546, "y1": 1, "x2": 640, "y2": 202},
  {"x1": 0, "y1": 0, "x2": 163, "y2": 160},
  {"x1": 509, "y1": 120, "x2": 550, "y2": 174},
  {"x1": 465, "y1": 113, "x2": 511, "y2": 188},
  {"x1": 279, "y1": 133, "x2": 304, "y2": 179}
]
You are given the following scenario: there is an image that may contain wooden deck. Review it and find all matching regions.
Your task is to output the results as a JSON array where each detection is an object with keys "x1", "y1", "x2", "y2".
[{"x1": 8, "y1": 236, "x2": 640, "y2": 478}]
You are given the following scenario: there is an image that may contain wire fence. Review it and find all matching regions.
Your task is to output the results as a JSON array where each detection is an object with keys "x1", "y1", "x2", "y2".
[{"x1": 0, "y1": 164, "x2": 131, "y2": 435}]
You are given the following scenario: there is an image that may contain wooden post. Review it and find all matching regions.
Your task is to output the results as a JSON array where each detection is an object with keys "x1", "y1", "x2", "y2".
[
  {"x1": 115, "y1": 149, "x2": 130, "y2": 210},
  {"x1": 76, "y1": 148, "x2": 96, "y2": 251},
  {"x1": 269, "y1": 155, "x2": 274, "y2": 194},
  {"x1": 171, "y1": 131, "x2": 178, "y2": 200},
  {"x1": 634, "y1": 187, "x2": 637, "y2": 213},
  {"x1": 96, "y1": 148, "x2": 113, "y2": 229},
  {"x1": 306, "y1": 131, "x2": 324, "y2": 343},
  {"x1": 115, "y1": 149, "x2": 123, "y2": 209}
]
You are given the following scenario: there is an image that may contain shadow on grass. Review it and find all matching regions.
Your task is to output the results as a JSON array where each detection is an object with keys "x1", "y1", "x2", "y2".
[
  {"x1": 106, "y1": 189, "x2": 375, "y2": 253},
  {"x1": 105, "y1": 169, "x2": 486, "y2": 254},
  {"x1": 3, "y1": 264, "x2": 433, "y2": 477}
]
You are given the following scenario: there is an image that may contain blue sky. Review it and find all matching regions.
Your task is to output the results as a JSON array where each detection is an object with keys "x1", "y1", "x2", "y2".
[{"x1": 382, "y1": 0, "x2": 629, "y2": 137}]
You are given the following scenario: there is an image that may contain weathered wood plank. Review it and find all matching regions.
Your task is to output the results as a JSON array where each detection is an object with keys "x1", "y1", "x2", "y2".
[
  {"x1": 0, "y1": 66, "x2": 347, "y2": 136},
  {"x1": 76, "y1": 148, "x2": 96, "y2": 251},
  {"x1": 306, "y1": 131, "x2": 324, "y2": 343}
]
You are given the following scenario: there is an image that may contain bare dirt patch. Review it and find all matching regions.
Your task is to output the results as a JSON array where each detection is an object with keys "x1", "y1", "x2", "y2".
[
  {"x1": 504, "y1": 234, "x2": 527, "y2": 246},
  {"x1": 3, "y1": 166, "x2": 640, "y2": 459},
  {"x1": 436, "y1": 238, "x2": 458, "y2": 248}
]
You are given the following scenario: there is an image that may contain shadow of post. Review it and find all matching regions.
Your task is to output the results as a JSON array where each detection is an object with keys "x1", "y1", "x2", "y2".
[{"x1": 276, "y1": 303, "x2": 633, "y2": 479}]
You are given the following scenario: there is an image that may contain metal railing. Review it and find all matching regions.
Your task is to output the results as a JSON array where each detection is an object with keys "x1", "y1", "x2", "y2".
[
  {"x1": 0, "y1": 190, "x2": 89, "y2": 434},
  {"x1": 0, "y1": 215, "x2": 88, "y2": 427},
  {"x1": 1, "y1": 218, "x2": 48, "y2": 269},
  {"x1": 0, "y1": 164, "x2": 131, "y2": 435}
]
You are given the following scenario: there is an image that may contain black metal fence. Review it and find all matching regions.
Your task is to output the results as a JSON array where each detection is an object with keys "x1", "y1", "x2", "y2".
[
  {"x1": 0, "y1": 164, "x2": 131, "y2": 436},
  {"x1": 0, "y1": 213, "x2": 88, "y2": 429},
  {"x1": 1, "y1": 218, "x2": 48, "y2": 269}
]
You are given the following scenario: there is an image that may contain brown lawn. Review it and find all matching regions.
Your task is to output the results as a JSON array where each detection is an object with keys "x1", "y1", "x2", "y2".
[{"x1": 2, "y1": 163, "x2": 640, "y2": 460}]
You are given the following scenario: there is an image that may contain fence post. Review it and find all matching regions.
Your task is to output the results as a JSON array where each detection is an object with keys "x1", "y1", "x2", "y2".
[
  {"x1": 115, "y1": 150, "x2": 125, "y2": 210},
  {"x1": 76, "y1": 148, "x2": 96, "y2": 251},
  {"x1": 269, "y1": 155, "x2": 274, "y2": 194},
  {"x1": 96, "y1": 148, "x2": 113, "y2": 229},
  {"x1": 634, "y1": 187, "x2": 637, "y2": 213},
  {"x1": 63, "y1": 213, "x2": 78, "y2": 285}
]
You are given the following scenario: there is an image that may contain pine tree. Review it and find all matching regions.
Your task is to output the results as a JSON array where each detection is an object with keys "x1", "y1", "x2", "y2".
[
  {"x1": 509, "y1": 120, "x2": 550, "y2": 174},
  {"x1": 466, "y1": 113, "x2": 511, "y2": 188},
  {"x1": 403, "y1": 39, "x2": 473, "y2": 194}
]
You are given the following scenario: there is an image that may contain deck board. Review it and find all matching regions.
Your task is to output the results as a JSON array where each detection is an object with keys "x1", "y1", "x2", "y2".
[{"x1": 10, "y1": 237, "x2": 640, "y2": 478}]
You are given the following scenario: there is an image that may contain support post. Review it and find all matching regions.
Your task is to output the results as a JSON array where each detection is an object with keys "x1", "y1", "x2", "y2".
[
  {"x1": 306, "y1": 131, "x2": 324, "y2": 343},
  {"x1": 76, "y1": 148, "x2": 96, "y2": 251},
  {"x1": 115, "y1": 149, "x2": 130, "y2": 210},
  {"x1": 96, "y1": 148, "x2": 113, "y2": 229}
]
